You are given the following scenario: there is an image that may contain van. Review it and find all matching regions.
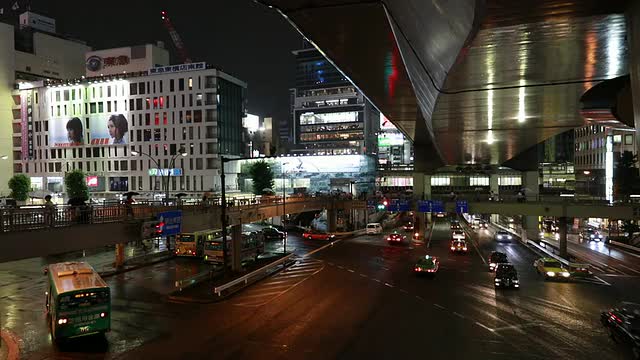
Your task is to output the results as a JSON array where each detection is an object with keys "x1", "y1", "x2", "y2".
[{"x1": 366, "y1": 223, "x2": 383, "y2": 234}]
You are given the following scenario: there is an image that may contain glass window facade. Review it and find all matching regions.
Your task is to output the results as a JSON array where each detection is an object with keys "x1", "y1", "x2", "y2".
[{"x1": 217, "y1": 78, "x2": 245, "y2": 155}]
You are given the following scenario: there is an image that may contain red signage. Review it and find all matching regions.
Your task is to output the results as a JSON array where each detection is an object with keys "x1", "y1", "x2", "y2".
[{"x1": 86, "y1": 176, "x2": 98, "y2": 187}]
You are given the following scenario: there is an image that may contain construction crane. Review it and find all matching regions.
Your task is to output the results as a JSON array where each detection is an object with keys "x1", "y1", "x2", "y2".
[{"x1": 160, "y1": 10, "x2": 192, "y2": 64}]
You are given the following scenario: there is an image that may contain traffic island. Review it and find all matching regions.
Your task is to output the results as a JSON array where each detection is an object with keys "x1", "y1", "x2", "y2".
[{"x1": 167, "y1": 253, "x2": 296, "y2": 303}]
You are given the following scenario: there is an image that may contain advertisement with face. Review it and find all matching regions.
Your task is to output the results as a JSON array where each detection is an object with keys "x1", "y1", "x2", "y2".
[
  {"x1": 49, "y1": 117, "x2": 85, "y2": 147},
  {"x1": 89, "y1": 114, "x2": 129, "y2": 145}
]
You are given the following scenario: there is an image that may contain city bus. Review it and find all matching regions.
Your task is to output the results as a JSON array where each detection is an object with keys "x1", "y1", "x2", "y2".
[
  {"x1": 175, "y1": 229, "x2": 221, "y2": 257},
  {"x1": 204, "y1": 231, "x2": 264, "y2": 265},
  {"x1": 45, "y1": 262, "x2": 110, "y2": 341}
]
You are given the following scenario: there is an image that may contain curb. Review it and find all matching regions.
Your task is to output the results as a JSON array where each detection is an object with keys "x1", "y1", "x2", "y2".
[
  {"x1": 99, "y1": 252, "x2": 174, "y2": 278},
  {"x1": 0, "y1": 329, "x2": 20, "y2": 360}
]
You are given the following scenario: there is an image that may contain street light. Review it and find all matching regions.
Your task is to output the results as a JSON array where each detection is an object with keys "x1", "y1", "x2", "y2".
[
  {"x1": 281, "y1": 160, "x2": 290, "y2": 254},
  {"x1": 131, "y1": 147, "x2": 187, "y2": 201},
  {"x1": 582, "y1": 170, "x2": 592, "y2": 197}
]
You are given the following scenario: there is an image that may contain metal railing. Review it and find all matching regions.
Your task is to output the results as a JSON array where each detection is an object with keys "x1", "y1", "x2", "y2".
[
  {"x1": 0, "y1": 194, "x2": 350, "y2": 233},
  {"x1": 175, "y1": 266, "x2": 220, "y2": 292},
  {"x1": 213, "y1": 252, "x2": 295, "y2": 297}
]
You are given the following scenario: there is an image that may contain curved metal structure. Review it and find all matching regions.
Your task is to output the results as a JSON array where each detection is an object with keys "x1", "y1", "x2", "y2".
[{"x1": 258, "y1": 0, "x2": 631, "y2": 170}]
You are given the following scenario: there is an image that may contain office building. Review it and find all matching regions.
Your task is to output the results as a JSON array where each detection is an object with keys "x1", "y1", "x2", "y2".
[
  {"x1": 574, "y1": 124, "x2": 636, "y2": 200},
  {"x1": 0, "y1": 12, "x2": 91, "y2": 196},
  {"x1": 13, "y1": 61, "x2": 247, "y2": 201},
  {"x1": 289, "y1": 46, "x2": 379, "y2": 156}
]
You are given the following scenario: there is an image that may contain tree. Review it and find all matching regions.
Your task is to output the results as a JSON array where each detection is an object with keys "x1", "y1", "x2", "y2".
[
  {"x1": 249, "y1": 161, "x2": 274, "y2": 195},
  {"x1": 8, "y1": 174, "x2": 30, "y2": 201},
  {"x1": 64, "y1": 169, "x2": 88, "y2": 200},
  {"x1": 614, "y1": 151, "x2": 639, "y2": 201}
]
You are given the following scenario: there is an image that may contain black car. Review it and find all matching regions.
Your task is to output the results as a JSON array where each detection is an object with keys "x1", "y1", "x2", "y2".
[
  {"x1": 601, "y1": 303, "x2": 640, "y2": 359},
  {"x1": 494, "y1": 263, "x2": 519, "y2": 289},
  {"x1": 488, "y1": 251, "x2": 508, "y2": 272},
  {"x1": 261, "y1": 227, "x2": 286, "y2": 241}
]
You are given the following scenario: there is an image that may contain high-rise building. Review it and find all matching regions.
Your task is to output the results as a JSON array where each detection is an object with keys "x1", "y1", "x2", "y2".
[
  {"x1": 1, "y1": 12, "x2": 91, "y2": 196},
  {"x1": 574, "y1": 124, "x2": 636, "y2": 199},
  {"x1": 13, "y1": 62, "x2": 247, "y2": 200},
  {"x1": 289, "y1": 46, "x2": 379, "y2": 156}
]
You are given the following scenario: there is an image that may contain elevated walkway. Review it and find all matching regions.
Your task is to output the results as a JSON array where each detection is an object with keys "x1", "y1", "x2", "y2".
[{"x1": 0, "y1": 197, "x2": 365, "y2": 262}]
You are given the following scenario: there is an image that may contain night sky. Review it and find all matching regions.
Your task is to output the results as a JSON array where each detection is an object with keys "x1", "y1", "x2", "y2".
[{"x1": 2, "y1": 0, "x2": 303, "y2": 124}]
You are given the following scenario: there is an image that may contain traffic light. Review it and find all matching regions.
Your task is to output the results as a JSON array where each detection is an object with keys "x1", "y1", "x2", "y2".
[
  {"x1": 377, "y1": 199, "x2": 388, "y2": 211},
  {"x1": 155, "y1": 221, "x2": 165, "y2": 236}
]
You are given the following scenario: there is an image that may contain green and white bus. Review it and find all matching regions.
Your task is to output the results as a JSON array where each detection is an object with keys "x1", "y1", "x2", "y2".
[{"x1": 45, "y1": 262, "x2": 111, "y2": 341}]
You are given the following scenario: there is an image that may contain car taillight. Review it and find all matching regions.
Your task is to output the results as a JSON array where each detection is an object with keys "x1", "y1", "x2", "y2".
[
  {"x1": 610, "y1": 313, "x2": 622, "y2": 323},
  {"x1": 100, "y1": 312, "x2": 107, "y2": 318},
  {"x1": 415, "y1": 267, "x2": 421, "y2": 272},
  {"x1": 414, "y1": 232, "x2": 419, "y2": 237},
  {"x1": 451, "y1": 246, "x2": 455, "y2": 250},
  {"x1": 463, "y1": 247, "x2": 468, "y2": 251},
  {"x1": 58, "y1": 318, "x2": 68, "y2": 325}
]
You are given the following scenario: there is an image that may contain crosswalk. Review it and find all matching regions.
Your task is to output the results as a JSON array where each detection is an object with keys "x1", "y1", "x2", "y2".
[{"x1": 231, "y1": 257, "x2": 325, "y2": 307}]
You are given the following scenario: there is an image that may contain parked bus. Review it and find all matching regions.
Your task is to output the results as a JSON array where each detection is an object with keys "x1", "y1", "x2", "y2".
[
  {"x1": 204, "y1": 231, "x2": 265, "y2": 265},
  {"x1": 175, "y1": 229, "x2": 221, "y2": 257},
  {"x1": 45, "y1": 262, "x2": 110, "y2": 341}
]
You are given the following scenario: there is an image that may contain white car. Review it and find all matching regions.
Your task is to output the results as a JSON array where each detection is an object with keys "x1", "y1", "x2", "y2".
[
  {"x1": 452, "y1": 230, "x2": 465, "y2": 239},
  {"x1": 366, "y1": 223, "x2": 383, "y2": 234}
]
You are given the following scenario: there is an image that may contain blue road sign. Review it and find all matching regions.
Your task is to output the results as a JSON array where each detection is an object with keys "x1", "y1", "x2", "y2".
[
  {"x1": 417, "y1": 200, "x2": 431, "y2": 213},
  {"x1": 456, "y1": 200, "x2": 468, "y2": 214},
  {"x1": 398, "y1": 200, "x2": 411, "y2": 212},
  {"x1": 432, "y1": 200, "x2": 444, "y2": 213},
  {"x1": 157, "y1": 210, "x2": 182, "y2": 236}
]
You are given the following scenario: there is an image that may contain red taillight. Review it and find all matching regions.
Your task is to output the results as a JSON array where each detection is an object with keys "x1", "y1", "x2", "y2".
[
  {"x1": 610, "y1": 313, "x2": 622, "y2": 323},
  {"x1": 451, "y1": 246, "x2": 455, "y2": 250},
  {"x1": 415, "y1": 267, "x2": 421, "y2": 272}
]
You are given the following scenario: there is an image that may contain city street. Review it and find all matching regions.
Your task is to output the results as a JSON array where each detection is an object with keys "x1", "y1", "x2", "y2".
[{"x1": 3, "y1": 219, "x2": 636, "y2": 359}]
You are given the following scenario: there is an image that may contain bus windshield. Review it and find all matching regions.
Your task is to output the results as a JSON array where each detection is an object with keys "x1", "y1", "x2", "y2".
[
  {"x1": 178, "y1": 234, "x2": 195, "y2": 242},
  {"x1": 59, "y1": 290, "x2": 109, "y2": 312}
]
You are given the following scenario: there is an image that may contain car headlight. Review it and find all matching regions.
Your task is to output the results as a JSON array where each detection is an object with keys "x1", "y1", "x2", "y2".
[
  {"x1": 546, "y1": 271, "x2": 556, "y2": 277},
  {"x1": 513, "y1": 279, "x2": 519, "y2": 283},
  {"x1": 590, "y1": 234, "x2": 595, "y2": 238},
  {"x1": 497, "y1": 235, "x2": 502, "y2": 239},
  {"x1": 561, "y1": 272, "x2": 570, "y2": 277},
  {"x1": 495, "y1": 278, "x2": 502, "y2": 282},
  {"x1": 508, "y1": 235, "x2": 513, "y2": 239},
  {"x1": 490, "y1": 263, "x2": 496, "y2": 268},
  {"x1": 598, "y1": 235, "x2": 603, "y2": 238},
  {"x1": 539, "y1": 232, "x2": 544, "y2": 237}
]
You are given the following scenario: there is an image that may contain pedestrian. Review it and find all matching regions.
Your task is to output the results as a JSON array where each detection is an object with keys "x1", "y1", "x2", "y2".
[
  {"x1": 44, "y1": 195, "x2": 55, "y2": 227},
  {"x1": 124, "y1": 195, "x2": 134, "y2": 218}
]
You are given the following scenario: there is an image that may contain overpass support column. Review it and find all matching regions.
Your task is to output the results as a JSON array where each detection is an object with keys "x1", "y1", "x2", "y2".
[
  {"x1": 231, "y1": 224, "x2": 243, "y2": 272},
  {"x1": 523, "y1": 170, "x2": 540, "y2": 241},
  {"x1": 490, "y1": 174, "x2": 499, "y2": 200},
  {"x1": 327, "y1": 209, "x2": 337, "y2": 233},
  {"x1": 628, "y1": 1, "x2": 640, "y2": 152},
  {"x1": 558, "y1": 217, "x2": 568, "y2": 259},
  {"x1": 413, "y1": 173, "x2": 431, "y2": 226}
]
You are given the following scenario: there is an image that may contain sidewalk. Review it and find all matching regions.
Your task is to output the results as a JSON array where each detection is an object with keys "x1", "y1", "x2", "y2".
[{"x1": 44, "y1": 237, "x2": 171, "y2": 276}]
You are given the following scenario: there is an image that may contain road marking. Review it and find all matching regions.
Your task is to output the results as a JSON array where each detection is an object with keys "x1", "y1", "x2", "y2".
[
  {"x1": 492, "y1": 322, "x2": 544, "y2": 332},
  {"x1": 426, "y1": 222, "x2": 436, "y2": 248},
  {"x1": 593, "y1": 275, "x2": 612, "y2": 286},
  {"x1": 373, "y1": 279, "x2": 381, "y2": 283},
  {"x1": 464, "y1": 227, "x2": 487, "y2": 264},
  {"x1": 347, "y1": 269, "x2": 355, "y2": 273},
  {"x1": 415, "y1": 295, "x2": 424, "y2": 301},
  {"x1": 303, "y1": 239, "x2": 341, "y2": 258},
  {"x1": 617, "y1": 263, "x2": 640, "y2": 275},
  {"x1": 475, "y1": 321, "x2": 495, "y2": 332},
  {"x1": 453, "y1": 312, "x2": 465, "y2": 319},
  {"x1": 433, "y1": 303, "x2": 446, "y2": 310},
  {"x1": 359, "y1": 273, "x2": 368, "y2": 278},
  {"x1": 327, "y1": 262, "x2": 334, "y2": 266},
  {"x1": 384, "y1": 282, "x2": 394, "y2": 288},
  {"x1": 399, "y1": 289, "x2": 409, "y2": 294},
  {"x1": 337, "y1": 265, "x2": 344, "y2": 269}
]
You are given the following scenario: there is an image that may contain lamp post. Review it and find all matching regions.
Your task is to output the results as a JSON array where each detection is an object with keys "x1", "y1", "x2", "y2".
[
  {"x1": 583, "y1": 170, "x2": 591, "y2": 198},
  {"x1": 281, "y1": 160, "x2": 290, "y2": 254},
  {"x1": 131, "y1": 147, "x2": 187, "y2": 202}
]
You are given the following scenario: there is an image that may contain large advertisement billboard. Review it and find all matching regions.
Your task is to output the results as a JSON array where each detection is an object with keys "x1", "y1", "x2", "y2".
[{"x1": 49, "y1": 114, "x2": 129, "y2": 147}]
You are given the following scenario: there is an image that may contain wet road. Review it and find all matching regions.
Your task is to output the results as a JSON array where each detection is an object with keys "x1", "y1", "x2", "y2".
[{"x1": 3, "y1": 221, "x2": 639, "y2": 359}]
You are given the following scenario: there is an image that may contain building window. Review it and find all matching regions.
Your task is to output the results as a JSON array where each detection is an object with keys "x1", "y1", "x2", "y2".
[
  {"x1": 139, "y1": 82, "x2": 145, "y2": 95},
  {"x1": 188, "y1": 77, "x2": 193, "y2": 90},
  {"x1": 196, "y1": 158, "x2": 203, "y2": 170},
  {"x1": 625, "y1": 134, "x2": 634, "y2": 145},
  {"x1": 179, "y1": 78, "x2": 185, "y2": 91},
  {"x1": 431, "y1": 176, "x2": 451, "y2": 186},
  {"x1": 196, "y1": 93, "x2": 203, "y2": 106},
  {"x1": 130, "y1": 83, "x2": 137, "y2": 95},
  {"x1": 170, "y1": 79, "x2": 175, "y2": 92}
]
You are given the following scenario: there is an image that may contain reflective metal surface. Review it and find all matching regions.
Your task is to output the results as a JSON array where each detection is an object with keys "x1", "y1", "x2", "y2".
[{"x1": 260, "y1": 0, "x2": 631, "y2": 167}]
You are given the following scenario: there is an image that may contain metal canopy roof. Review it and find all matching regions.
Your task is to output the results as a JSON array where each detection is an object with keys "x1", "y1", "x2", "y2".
[{"x1": 259, "y1": 0, "x2": 631, "y2": 169}]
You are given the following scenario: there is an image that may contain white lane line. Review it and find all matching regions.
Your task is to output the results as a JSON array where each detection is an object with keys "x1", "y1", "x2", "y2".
[
  {"x1": 347, "y1": 269, "x2": 355, "y2": 273},
  {"x1": 415, "y1": 295, "x2": 424, "y2": 301},
  {"x1": 359, "y1": 273, "x2": 368, "y2": 278},
  {"x1": 399, "y1": 289, "x2": 409, "y2": 294},
  {"x1": 303, "y1": 239, "x2": 342, "y2": 258},
  {"x1": 426, "y1": 222, "x2": 436, "y2": 248},
  {"x1": 475, "y1": 321, "x2": 496, "y2": 333},
  {"x1": 384, "y1": 282, "x2": 394, "y2": 288},
  {"x1": 594, "y1": 275, "x2": 612, "y2": 286},
  {"x1": 465, "y1": 227, "x2": 487, "y2": 265},
  {"x1": 433, "y1": 303, "x2": 446, "y2": 310},
  {"x1": 617, "y1": 263, "x2": 640, "y2": 275},
  {"x1": 337, "y1": 265, "x2": 344, "y2": 269},
  {"x1": 453, "y1": 312, "x2": 465, "y2": 319},
  {"x1": 373, "y1": 279, "x2": 381, "y2": 283},
  {"x1": 327, "y1": 262, "x2": 334, "y2": 266}
]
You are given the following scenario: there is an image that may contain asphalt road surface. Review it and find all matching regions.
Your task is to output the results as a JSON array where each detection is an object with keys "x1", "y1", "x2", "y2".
[{"x1": 2, "y1": 221, "x2": 639, "y2": 359}]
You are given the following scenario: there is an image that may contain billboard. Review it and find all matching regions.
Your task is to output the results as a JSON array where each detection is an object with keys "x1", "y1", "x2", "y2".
[
  {"x1": 89, "y1": 114, "x2": 130, "y2": 145},
  {"x1": 378, "y1": 133, "x2": 405, "y2": 147},
  {"x1": 49, "y1": 114, "x2": 130, "y2": 147},
  {"x1": 49, "y1": 117, "x2": 85, "y2": 147}
]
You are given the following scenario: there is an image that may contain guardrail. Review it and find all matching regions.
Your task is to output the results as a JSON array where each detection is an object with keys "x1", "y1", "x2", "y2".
[
  {"x1": 213, "y1": 252, "x2": 296, "y2": 297},
  {"x1": 175, "y1": 266, "x2": 219, "y2": 292},
  {"x1": 608, "y1": 240, "x2": 640, "y2": 253},
  {"x1": 526, "y1": 239, "x2": 592, "y2": 276}
]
